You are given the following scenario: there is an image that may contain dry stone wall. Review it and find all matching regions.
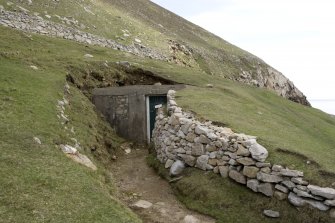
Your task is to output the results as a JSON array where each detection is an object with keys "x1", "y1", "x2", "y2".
[
  {"x1": 152, "y1": 90, "x2": 335, "y2": 213},
  {"x1": 0, "y1": 8, "x2": 168, "y2": 61}
]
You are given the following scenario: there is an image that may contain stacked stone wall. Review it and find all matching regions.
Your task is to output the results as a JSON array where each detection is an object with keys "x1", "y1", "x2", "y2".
[{"x1": 152, "y1": 90, "x2": 335, "y2": 213}]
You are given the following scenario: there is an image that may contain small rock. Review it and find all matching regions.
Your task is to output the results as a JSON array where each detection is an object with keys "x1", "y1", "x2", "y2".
[
  {"x1": 134, "y1": 38, "x2": 142, "y2": 43},
  {"x1": 132, "y1": 200, "x2": 152, "y2": 209},
  {"x1": 206, "y1": 84, "x2": 213, "y2": 88},
  {"x1": 263, "y1": 210, "x2": 280, "y2": 218},
  {"x1": 247, "y1": 179, "x2": 259, "y2": 192},
  {"x1": 124, "y1": 148, "x2": 131, "y2": 154},
  {"x1": 183, "y1": 215, "x2": 200, "y2": 223},
  {"x1": 330, "y1": 208, "x2": 335, "y2": 219},
  {"x1": 307, "y1": 185, "x2": 335, "y2": 199},
  {"x1": 274, "y1": 191, "x2": 287, "y2": 200},
  {"x1": 45, "y1": 14, "x2": 51, "y2": 19},
  {"x1": 275, "y1": 184, "x2": 288, "y2": 193},
  {"x1": 258, "y1": 183, "x2": 274, "y2": 197},
  {"x1": 30, "y1": 65, "x2": 38, "y2": 70},
  {"x1": 191, "y1": 143, "x2": 204, "y2": 156},
  {"x1": 282, "y1": 180, "x2": 296, "y2": 190},
  {"x1": 165, "y1": 159, "x2": 174, "y2": 169},
  {"x1": 243, "y1": 166, "x2": 259, "y2": 178},
  {"x1": 60, "y1": 144, "x2": 77, "y2": 154},
  {"x1": 84, "y1": 54, "x2": 93, "y2": 58},
  {"x1": 288, "y1": 192, "x2": 306, "y2": 207},
  {"x1": 178, "y1": 154, "x2": 196, "y2": 167},
  {"x1": 170, "y1": 160, "x2": 185, "y2": 176},
  {"x1": 236, "y1": 145, "x2": 250, "y2": 156},
  {"x1": 280, "y1": 168, "x2": 304, "y2": 177},
  {"x1": 229, "y1": 170, "x2": 246, "y2": 184},
  {"x1": 325, "y1": 200, "x2": 335, "y2": 206},
  {"x1": 272, "y1": 164, "x2": 283, "y2": 172},
  {"x1": 261, "y1": 167, "x2": 271, "y2": 174},
  {"x1": 257, "y1": 172, "x2": 283, "y2": 183},
  {"x1": 291, "y1": 177, "x2": 308, "y2": 185},
  {"x1": 219, "y1": 166, "x2": 229, "y2": 178},
  {"x1": 33, "y1": 137, "x2": 41, "y2": 145},
  {"x1": 196, "y1": 155, "x2": 209, "y2": 171},
  {"x1": 236, "y1": 157, "x2": 256, "y2": 166},
  {"x1": 256, "y1": 162, "x2": 271, "y2": 168}
]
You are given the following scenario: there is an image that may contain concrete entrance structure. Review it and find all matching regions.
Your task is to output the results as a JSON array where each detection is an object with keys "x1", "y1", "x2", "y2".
[{"x1": 92, "y1": 85, "x2": 184, "y2": 143}]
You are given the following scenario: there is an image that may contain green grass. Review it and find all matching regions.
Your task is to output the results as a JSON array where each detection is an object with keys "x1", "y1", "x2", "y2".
[
  {"x1": 0, "y1": 27, "x2": 141, "y2": 222},
  {"x1": 147, "y1": 154, "x2": 332, "y2": 223},
  {"x1": 1, "y1": 5, "x2": 335, "y2": 221},
  {"x1": 176, "y1": 85, "x2": 335, "y2": 179}
]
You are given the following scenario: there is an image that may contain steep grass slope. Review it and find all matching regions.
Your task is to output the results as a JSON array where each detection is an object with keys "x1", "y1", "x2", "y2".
[
  {"x1": 0, "y1": 0, "x2": 309, "y2": 105},
  {"x1": 0, "y1": 26, "x2": 141, "y2": 223},
  {"x1": 1, "y1": 0, "x2": 335, "y2": 222}
]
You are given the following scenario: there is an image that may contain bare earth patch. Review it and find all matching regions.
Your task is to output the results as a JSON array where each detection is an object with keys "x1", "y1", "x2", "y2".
[{"x1": 110, "y1": 148, "x2": 215, "y2": 223}]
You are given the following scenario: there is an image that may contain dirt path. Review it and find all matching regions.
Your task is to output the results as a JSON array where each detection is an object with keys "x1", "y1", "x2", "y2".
[{"x1": 110, "y1": 147, "x2": 215, "y2": 223}]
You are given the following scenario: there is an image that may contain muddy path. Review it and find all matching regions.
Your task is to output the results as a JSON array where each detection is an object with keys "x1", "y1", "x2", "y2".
[{"x1": 110, "y1": 147, "x2": 215, "y2": 223}]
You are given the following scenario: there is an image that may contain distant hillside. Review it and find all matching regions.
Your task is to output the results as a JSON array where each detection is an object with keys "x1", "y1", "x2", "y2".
[{"x1": 0, "y1": 0, "x2": 309, "y2": 105}]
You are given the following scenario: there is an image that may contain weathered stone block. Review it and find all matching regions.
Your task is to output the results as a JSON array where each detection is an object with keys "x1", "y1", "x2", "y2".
[
  {"x1": 247, "y1": 179, "x2": 259, "y2": 192},
  {"x1": 195, "y1": 155, "x2": 209, "y2": 171},
  {"x1": 229, "y1": 170, "x2": 246, "y2": 184},
  {"x1": 258, "y1": 183, "x2": 274, "y2": 197},
  {"x1": 236, "y1": 157, "x2": 256, "y2": 166},
  {"x1": 243, "y1": 166, "x2": 259, "y2": 178},
  {"x1": 257, "y1": 172, "x2": 283, "y2": 183}
]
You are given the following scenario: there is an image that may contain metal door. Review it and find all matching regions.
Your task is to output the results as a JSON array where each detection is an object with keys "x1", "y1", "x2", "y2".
[{"x1": 148, "y1": 95, "x2": 167, "y2": 141}]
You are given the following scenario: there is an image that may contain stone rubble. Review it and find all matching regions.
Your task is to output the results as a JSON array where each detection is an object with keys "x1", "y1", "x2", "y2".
[
  {"x1": 0, "y1": 8, "x2": 168, "y2": 61},
  {"x1": 151, "y1": 89, "x2": 335, "y2": 214}
]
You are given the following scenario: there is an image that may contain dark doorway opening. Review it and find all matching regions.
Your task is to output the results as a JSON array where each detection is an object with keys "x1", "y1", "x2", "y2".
[{"x1": 147, "y1": 95, "x2": 167, "y2": 142}]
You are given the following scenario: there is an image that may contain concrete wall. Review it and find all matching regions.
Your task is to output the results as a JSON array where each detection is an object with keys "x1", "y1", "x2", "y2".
[{"x1": 92, "y1": 85, "x2": 184, "y2": 143}]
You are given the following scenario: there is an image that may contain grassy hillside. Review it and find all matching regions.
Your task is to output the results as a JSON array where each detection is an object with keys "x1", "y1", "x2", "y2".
[
  {"x1": 1, "y1": 0, "x2": 335, "y2": 222},
  {"x1": 0, "y1": 26, "x2": 141, "y2": 222}
]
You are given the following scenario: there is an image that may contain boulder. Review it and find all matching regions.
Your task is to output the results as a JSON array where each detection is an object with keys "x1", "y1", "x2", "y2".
[
  {"x1": 263, "y1": 210, "x2": 280, "y2": 218},
  {"x1": 307, "y1": 185, "x2": 335, "y2": 199},
  {"x1": 170, "y1": 160, "x2": 185, "y2": 176},
  {"x1": 258, "y1": 183, "x2": 274, "y2": 197},
  {"x1": 229, "y1": 170, "x2": 246, "y2": 184},
  {"x1": 243, "y1": 166, "x2": 259, "y2": 178},
  {"x1": 249, "y1": 143, "x2": 268, "y2": 162},
  {"x1": 257, "y1": 172, "x2": 283, "y2": 183},
  {"x1": 247, "y1": 179, "x2": 259, "y2": 192},
  {"x1": 196, "y1": 155, "x2": 209, "y2": 171}
]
